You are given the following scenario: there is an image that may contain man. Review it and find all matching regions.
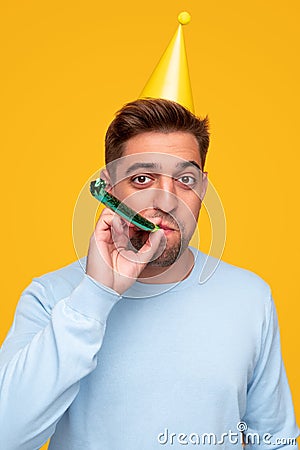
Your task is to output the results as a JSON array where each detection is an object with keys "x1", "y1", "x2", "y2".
[{"x1": 0, "y1": 98, "x2": 298, "y2": 449}]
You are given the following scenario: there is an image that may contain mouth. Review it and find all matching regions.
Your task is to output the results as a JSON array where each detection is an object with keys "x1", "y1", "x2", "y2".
[
  {"x1": 125, "y1": 214, "x2": 179, "y2": 234},
  {"x1": 158, "y1": 224, "x2": 177, "y2": 231},
  {"x1": 128, "y1": 221, "x2": 178, "y2": 237},
  {"x1": 151, "y1": 218, "x2": 179, "y2": 232},
  {"x1": 127, "y1": 217, "x2": 179, "y2": 252},
  {"x1": 126, "y1": 218, "x2": 178, "y2": 231}
]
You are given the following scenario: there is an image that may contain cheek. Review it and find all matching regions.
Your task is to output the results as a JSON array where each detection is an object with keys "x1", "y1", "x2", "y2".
[
  {"x1": 112, "y1": 185, "x2": 155, "y2": 211},
  {"x1": 169, "y1": 197, "x2": 200, "y2": 237},
  {"x1": 180, "y1": 194, "x2": 201, "y2": 219}
]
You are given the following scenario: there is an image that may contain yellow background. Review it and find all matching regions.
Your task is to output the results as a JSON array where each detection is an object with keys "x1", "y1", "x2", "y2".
[{"x1": 0, "y1": 1, "x2": 299, "y2": 448}]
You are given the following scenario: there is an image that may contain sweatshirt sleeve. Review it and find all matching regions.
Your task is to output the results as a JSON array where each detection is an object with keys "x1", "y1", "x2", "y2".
[
  {"x1": 241, "y1": 294, "x2": 299, "y2": 449},
  {"x1": 0, "y1": 273, "x2": 122, "y2": 450}
]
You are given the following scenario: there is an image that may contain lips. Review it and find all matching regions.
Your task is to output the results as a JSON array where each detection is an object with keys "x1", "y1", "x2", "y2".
[
  {"x1": 150, "y1": 218, "x2": 179, "y2": 231},
  {"x1": 126, "y1": 215, "x2": 179, "y2": 232},
  {"x1": 158, "y1": 223, "x2": 176, "y2": 231}
]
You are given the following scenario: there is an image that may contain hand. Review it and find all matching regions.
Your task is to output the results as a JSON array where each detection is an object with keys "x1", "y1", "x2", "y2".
[{"x1": 86, "y1": 208, "x2": 165, "y2": 295}]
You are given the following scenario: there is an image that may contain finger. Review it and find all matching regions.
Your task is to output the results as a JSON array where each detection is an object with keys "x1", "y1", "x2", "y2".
[
  {"x1": 136, "y1": 229, "x2": 166, "y2": 264},
  {"x1": 111, "y1": 214, "x2": 125, "y2": 235},
  {"x1": 111, "y1": 223, "x2": 130, "y2": 251},
  {"x1": 96, "y1": 209, "x2": 124, "y2": 234}
]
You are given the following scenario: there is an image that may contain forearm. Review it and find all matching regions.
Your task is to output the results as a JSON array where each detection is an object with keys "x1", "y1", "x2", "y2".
[
  {"x1": 0, "y1": 275, "x2": 121, "y2": 450},
  {"x1": 242, "y1": 295, "x2": 299, "y2": 449}
]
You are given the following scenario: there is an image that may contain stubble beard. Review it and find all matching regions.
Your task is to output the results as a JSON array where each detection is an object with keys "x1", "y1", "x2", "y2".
[{"x1": 128, "y1": 228, "x2": 190, "y2": 267}]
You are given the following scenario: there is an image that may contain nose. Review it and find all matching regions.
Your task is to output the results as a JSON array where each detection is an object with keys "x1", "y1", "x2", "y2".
[{"x1": 152, "y1": 176, "x2": 178, "y2": 213}]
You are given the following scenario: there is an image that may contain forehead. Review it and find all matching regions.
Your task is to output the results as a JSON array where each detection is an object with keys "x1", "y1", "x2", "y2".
[{"x1": 108, "y1": 131, "x2": 202, "y2": 182}]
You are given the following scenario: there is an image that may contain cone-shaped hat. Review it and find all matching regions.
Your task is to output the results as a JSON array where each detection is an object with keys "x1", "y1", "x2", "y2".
[{"x1": 139, "y1": 12, "x2": 194, "y2": 113}]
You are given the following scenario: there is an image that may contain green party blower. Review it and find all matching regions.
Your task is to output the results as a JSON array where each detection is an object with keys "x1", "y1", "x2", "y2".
[{"x1": 90, "y1": 178, "x2": 160, "y2": 232}]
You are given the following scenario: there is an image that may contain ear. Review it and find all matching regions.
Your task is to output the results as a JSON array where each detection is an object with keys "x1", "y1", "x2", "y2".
[
  {"x1": 99, "y1": 168, "x2": 113, "y2": 192},
  {"x1": 200, "y1": 171, "x2": 208, "y2": 201}
]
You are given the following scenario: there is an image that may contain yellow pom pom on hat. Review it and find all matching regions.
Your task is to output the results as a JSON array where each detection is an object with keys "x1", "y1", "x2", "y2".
[
  {"x1": 139, "y1": 11, "x2": 194, "y2": 113},
  {"x1": 178, "y1": 11, "x2": 191, "y2": 25}
]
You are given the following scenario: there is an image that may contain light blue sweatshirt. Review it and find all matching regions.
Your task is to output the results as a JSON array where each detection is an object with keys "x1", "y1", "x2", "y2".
[{"x1": 0, "y1": 247, "x2": 299, "y2": 449}]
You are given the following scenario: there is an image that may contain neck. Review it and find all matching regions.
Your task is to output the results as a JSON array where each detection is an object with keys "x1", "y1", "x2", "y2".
[{"x1": 137, "y1": 247, "x2": 194, "y2": 284}]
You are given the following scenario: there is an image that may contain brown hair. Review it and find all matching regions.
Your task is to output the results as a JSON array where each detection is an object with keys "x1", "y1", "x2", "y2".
[{"x1": 105, "y1": 98, "x2": 210, "y2": 169}]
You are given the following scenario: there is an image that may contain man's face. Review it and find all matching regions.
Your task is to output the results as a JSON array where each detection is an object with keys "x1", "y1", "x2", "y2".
[{"x1": 107, "y1": 131, "x2": 208, "y2": 267}]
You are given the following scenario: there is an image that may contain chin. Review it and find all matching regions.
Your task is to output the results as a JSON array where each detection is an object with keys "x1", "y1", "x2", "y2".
[
  {"x1": 148, "y1": 238, "x2": 190, "y2": 267},
  {"x1": 127, "y1": 229, "x2": 190, "y2": 267}
]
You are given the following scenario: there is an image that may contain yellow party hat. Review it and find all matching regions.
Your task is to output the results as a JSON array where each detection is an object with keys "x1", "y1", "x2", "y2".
[{"x1": 139, "y1": 12, "x2": 194, "y2": 113}]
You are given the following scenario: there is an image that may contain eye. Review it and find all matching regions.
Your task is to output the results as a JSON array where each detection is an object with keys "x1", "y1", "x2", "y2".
[
  {"x1": 177, "y1": 175, "x2": 197, "y2": 186},
  {"x1": 131, "y1": 175, "x2": 153, "y2": 185}
]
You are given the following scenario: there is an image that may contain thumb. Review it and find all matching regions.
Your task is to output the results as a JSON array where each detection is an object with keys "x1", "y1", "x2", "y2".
[{"x1": 137, "y1": 229, "x2": 166, "y2": 264}]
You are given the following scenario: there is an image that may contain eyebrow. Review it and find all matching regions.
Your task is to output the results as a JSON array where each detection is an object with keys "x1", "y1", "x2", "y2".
[
  {"x1": 176, "y1": 160, "x2": 202, "y2": 171},
  {"x1": 124, "y1": 160, "x2": 201, "y2": 176}
]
